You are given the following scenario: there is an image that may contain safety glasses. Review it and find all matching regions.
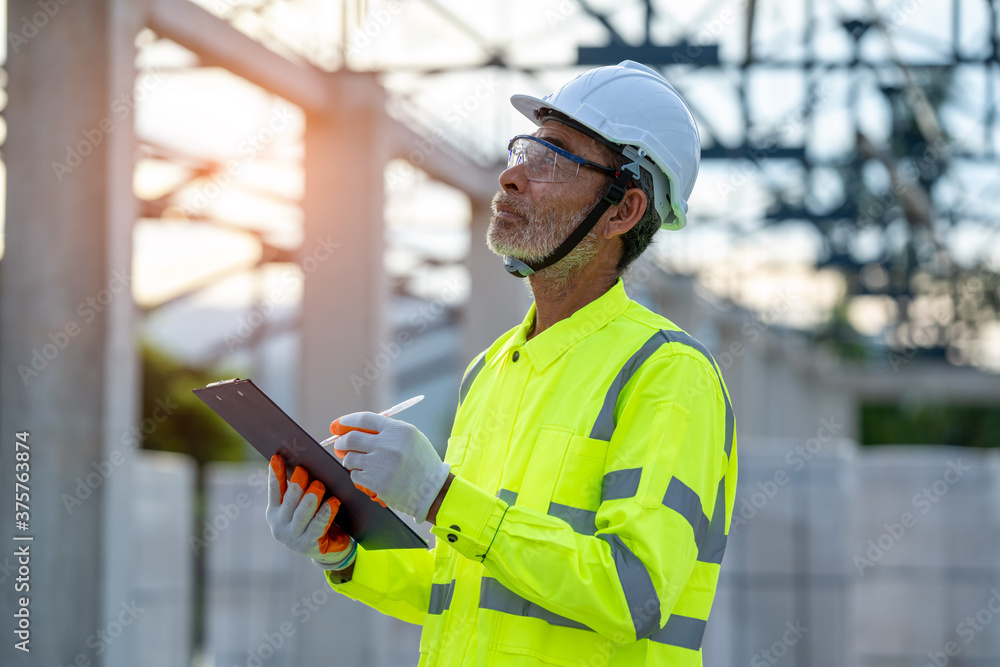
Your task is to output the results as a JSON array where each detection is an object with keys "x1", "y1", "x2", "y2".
[{"x1": 507, "y1": 135, "x2": 616, "y2": 183}]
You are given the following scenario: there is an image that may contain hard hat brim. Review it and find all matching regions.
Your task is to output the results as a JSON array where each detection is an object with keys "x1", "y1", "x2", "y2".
[{"x1": 511, "y1": 93, "x2": 579, "y2": 131}]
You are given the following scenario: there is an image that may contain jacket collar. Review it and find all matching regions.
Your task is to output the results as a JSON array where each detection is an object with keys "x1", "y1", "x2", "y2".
[{"x1": 492, "y1": 278, "x2": 632, "y2": 373}]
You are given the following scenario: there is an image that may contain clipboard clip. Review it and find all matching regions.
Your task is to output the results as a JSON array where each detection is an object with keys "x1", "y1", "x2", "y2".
[{"x1": 206, "y1": 378, "x2": 242, "y2": 388}]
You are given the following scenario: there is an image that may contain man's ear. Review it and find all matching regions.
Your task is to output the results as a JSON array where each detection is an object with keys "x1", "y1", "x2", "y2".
[{"x1": 603, "y1": 187, "x2": 647, "y2": 239}]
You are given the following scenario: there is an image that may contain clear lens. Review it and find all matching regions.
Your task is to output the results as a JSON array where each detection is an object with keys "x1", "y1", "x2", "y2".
[{"x1": 507, "y1": 137, "x2": 581, "y2": 183}]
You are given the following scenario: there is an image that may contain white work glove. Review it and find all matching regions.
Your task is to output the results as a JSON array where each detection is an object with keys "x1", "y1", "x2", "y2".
[
  {"x1": 266, "y1": 454, "x2": 357, "y2": 571},
  {"x1": 332, "y1": 412, "x2": 450, "y2": 524}
]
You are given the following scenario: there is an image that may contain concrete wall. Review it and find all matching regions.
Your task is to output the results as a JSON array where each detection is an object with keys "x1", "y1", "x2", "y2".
[
  {"x1": 847, "y1": 447, "x2": 1000, "y2": 667},
  {"x1": 705, "y1": 438, "x2": 1000, "y2": 667}
]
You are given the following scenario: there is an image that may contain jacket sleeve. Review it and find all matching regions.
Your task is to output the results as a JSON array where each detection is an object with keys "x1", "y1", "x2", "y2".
[
  {"x1": 429, "y1": 348, "x2": 736, "y2": 643},
  {"x1": 324, "y1": 544, "x2": 434, "y2": 626}
]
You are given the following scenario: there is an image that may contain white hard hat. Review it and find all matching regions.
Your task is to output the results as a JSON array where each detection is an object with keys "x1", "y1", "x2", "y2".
[{"x1": 511, "y1": 60, "x2": 701, "y2": 230}]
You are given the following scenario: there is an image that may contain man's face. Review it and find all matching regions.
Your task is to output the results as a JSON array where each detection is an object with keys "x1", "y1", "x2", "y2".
[{"x1": 487, "y1": 120, "x2": 612, "y2": 264}]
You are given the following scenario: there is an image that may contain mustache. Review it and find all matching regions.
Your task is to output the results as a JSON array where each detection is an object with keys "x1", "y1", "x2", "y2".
[{"x1": 491, "y1": 192, "x2": 531, "y2": 220}]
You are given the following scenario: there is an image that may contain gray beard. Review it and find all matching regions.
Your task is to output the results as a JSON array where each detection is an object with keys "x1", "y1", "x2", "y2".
[{"x1": 486, "y1": 190, "x2": 602, "y2": 298}]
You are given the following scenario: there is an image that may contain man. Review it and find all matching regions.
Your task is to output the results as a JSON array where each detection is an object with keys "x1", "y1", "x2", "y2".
[{"x1": 266, "y1": 60, "x2": 738, "y2": 666}]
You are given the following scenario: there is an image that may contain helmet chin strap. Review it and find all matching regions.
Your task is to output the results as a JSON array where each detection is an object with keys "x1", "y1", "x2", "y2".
[{"x1": 503, "y1": 168, "x2": 635, "y2": 278}]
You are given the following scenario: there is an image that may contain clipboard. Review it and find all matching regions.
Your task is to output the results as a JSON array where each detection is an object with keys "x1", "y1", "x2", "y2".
[{"x1": 193, "y1": 378, "x2": 428, "y2": 550}]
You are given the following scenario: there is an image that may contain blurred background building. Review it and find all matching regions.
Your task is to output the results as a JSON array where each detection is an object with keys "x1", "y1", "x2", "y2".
[{"x1": 1, "y1": 0, "x2": 998, "y2": 665}]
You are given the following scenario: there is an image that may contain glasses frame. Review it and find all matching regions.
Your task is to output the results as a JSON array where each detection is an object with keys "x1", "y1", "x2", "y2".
[{"x1": 507, "y1": 134, "x2": 617, "y2": 182}]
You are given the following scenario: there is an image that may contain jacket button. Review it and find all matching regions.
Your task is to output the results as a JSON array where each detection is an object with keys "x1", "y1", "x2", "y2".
[
  {"x1": 512, "y1": 351, "x2": 520, "y2": 362},
  {"x1": 450, "y1": 525, "x2": 461, "y2": 532},
  {"x1": 447, "y1": 534, "x2": 458, "y2": 543}
]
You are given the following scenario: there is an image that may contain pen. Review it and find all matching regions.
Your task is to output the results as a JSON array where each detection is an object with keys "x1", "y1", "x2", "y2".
[{"x1": 319, "y1": 394, "x2": 425, "y2": 447}]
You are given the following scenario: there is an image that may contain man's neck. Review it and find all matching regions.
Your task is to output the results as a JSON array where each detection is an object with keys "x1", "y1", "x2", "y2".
[{"x1": 526, "y1": 262, "x2": 618, "y2": 340}]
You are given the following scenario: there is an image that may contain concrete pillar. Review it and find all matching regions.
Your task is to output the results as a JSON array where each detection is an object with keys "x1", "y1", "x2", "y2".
[
  {"x1": 102, "y1": 3, "x2": 147, "y2": 666},
  {"x1": 298, "y1": 70, "x2": 390, "y2": 431},
  {"x1": 0, "y1": 0, "x2": 142, "y2": 665},
  {"x1": 464, "y1": 198, "x2": 532, "y2": 362},
  {"x1": 295, "y1": 70, "x2": 391, "y2": 665}
]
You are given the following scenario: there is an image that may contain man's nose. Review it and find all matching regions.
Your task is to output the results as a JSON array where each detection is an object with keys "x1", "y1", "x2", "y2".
[{"x1": 499, "y1": 163, "x2": 527, "y2": 194}]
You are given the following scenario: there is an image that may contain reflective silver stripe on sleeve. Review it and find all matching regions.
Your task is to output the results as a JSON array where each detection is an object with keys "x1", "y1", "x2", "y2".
[
  {"x1": 479, "y1": 579, "x2": 591, "y2": 630},
  {"x1": 498, "y1": 488, "x2": 517, "y2": 505},
  {"x1": 429, "y1": 580, "x2": 456, "y2": 615},
  {"x1": 498, "y1": 490, "x2": 596, "y2": 536},
  {"x1": 590, "y1": 331, "x2": 670, "y2": 441},
  {"x1": 605, "y1": 472, "x2": 727, "y2": 563},
  {"x1": 479, "y1": 578, "x2": 704, "y2": 651},
  {"x1": 458, "y1": 352, "x2": 486, "y2": 406},
  {"x1": 698, "y1": 533, "x2": 727, "y2": 565},
  {"x1": 547, "y1": 501, "x2": 597, "y2": 536},
  {"x1": 597, "y1": 533, "x2": 661, "y2": 639},
  {"x1": 663, "y1": 478, "x2": 708, "y2": 545},
  {"x1": 664, "y1": 477, "x2": 729, "y2": 565},
  {"x1": 699, "y1": 478, "x2": 728, "y2": 565},
  {"x1": 708, "y1": 477, "x2": 726, "y2": 534},
  {"x1": 601, "y1": 468, "x2": 642, "y2": 501},
  {"x1": 649, "y1": 614, "x2": 707, "y2": 650}
]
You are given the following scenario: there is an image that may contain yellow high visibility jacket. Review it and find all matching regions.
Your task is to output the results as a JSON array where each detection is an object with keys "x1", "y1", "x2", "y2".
[{"x1": 328, "y1": 278, "x2": 737, "y2": 666}]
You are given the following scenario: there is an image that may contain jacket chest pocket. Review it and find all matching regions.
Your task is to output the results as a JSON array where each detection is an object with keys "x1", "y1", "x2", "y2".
[
  {"x1": 516, "y1": 427, "x2": 608, "y2": 536},
  {"x1": 516, "y1": 426, "x2": 574, "y2": 512}
]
